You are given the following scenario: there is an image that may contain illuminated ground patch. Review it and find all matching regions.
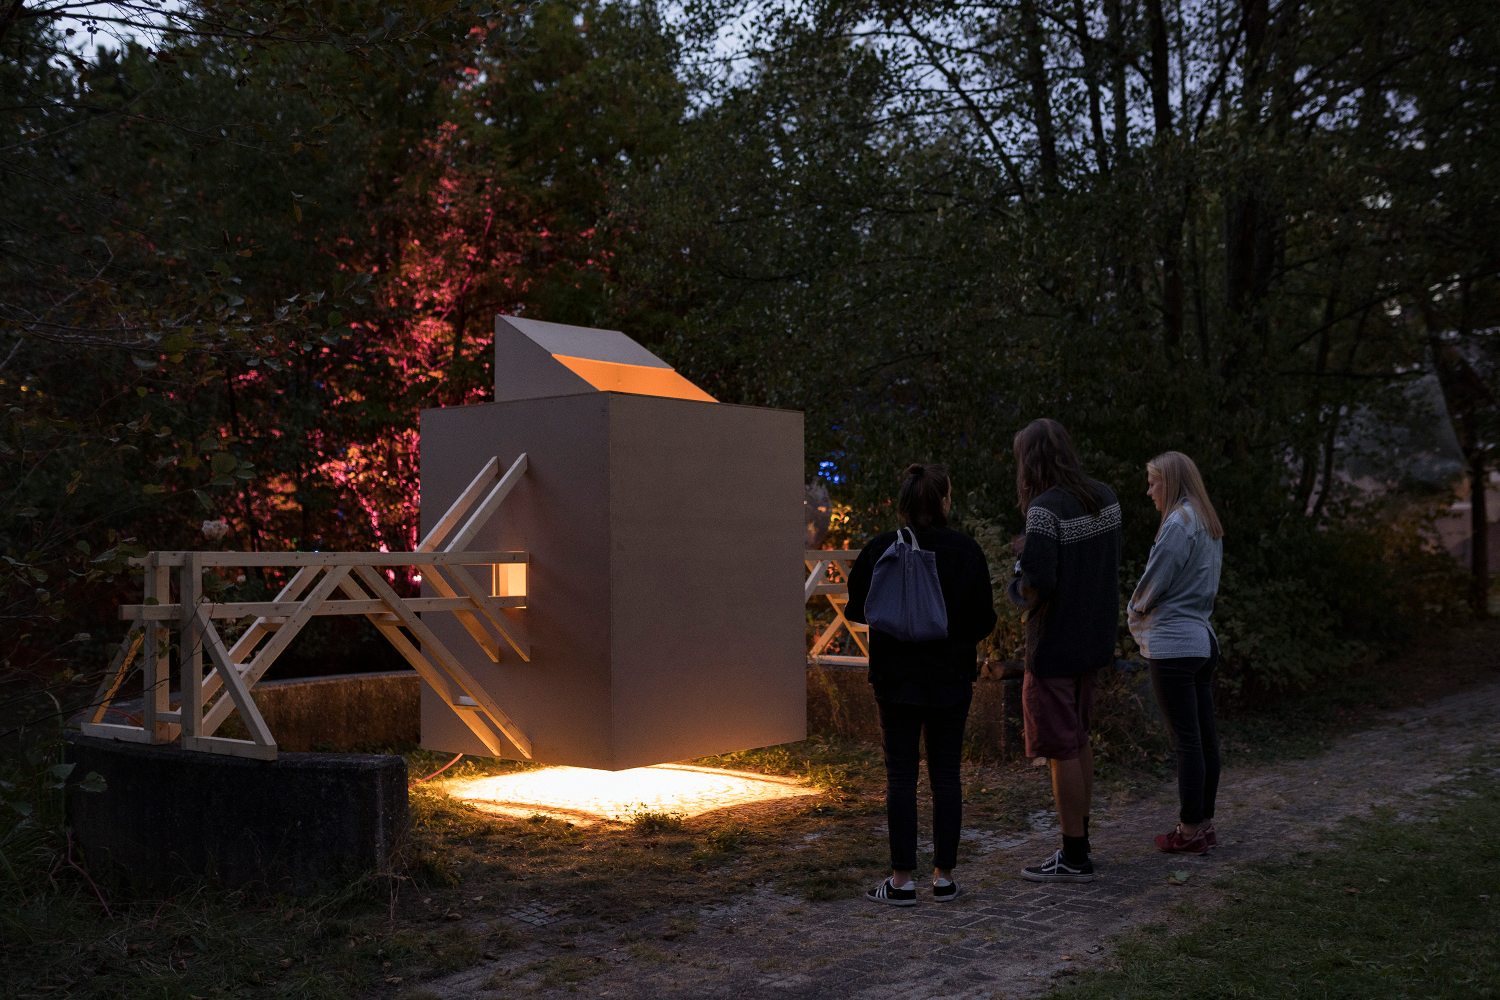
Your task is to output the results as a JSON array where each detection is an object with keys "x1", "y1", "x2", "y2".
[{"x1": 442, "y1": 763, "x2": 817, "y2": 824}]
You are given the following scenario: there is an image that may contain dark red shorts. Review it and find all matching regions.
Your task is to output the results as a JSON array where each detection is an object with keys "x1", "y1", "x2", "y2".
[{"x1": 1022, "y1": 670, "x2": 1097, "y2": 761}]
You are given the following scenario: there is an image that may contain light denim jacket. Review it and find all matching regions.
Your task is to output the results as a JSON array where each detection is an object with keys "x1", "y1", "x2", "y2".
[{"x1": 1127, "y1": 501, "x2": 1222, "y2": 659}]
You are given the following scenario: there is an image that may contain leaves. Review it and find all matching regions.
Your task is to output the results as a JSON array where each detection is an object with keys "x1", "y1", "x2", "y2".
[{"x1": 1169, "y1": 871, "x2": 1193, "y2": 885}]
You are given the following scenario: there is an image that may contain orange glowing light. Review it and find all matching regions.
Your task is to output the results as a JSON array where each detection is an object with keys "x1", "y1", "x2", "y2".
[
  {"x1": 442, "y1": 764, "x2": 815, "y2": 824},
  {"x1": 549, "y1": 354, "x2": 717, "y2": 403}
]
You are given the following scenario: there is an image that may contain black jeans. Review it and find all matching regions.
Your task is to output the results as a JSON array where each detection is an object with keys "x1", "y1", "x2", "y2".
[
  {"x1": 875, "y1": 694, "x2": 971, "y2": 871},
  {"x1": 1148, "y1": 636, "x2": 1221, "y2": 825}
]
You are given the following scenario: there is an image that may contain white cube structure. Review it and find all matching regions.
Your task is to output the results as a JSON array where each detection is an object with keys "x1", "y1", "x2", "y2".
[{"x1": 417, "y1": 317, "x2": 805, "y2": 770}]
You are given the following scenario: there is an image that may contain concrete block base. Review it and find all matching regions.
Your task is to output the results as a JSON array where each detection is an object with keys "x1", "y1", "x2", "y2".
[{"x1": 65, "y1": 736, "x2": 407, "y2": 893}]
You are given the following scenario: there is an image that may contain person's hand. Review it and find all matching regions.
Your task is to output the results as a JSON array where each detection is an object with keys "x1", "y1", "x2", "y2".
[{"x1": 1009, "y1": 533, "x2": 1026, "y2": 556}]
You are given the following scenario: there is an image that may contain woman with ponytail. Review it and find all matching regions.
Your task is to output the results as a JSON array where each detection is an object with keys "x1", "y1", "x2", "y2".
[
  {"x1": 845, "y1": 463, "x2": 997, "y2": 905},
  {"x1": 1128, "y1": 451, "x2": 1225, "y2": 855}
]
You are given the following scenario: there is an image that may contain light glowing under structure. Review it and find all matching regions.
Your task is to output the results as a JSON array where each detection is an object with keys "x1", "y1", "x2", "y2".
[
  {"x1": 444, "y1": 764, "x2": 817, "y2": 824},
  {"x1": 417, "y1": 316, "x2": 806, "y2": 770}
]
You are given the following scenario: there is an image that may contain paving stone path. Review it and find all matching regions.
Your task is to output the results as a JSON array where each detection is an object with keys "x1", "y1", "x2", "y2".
[{"x1": 418, "y1": 681, "x2": 1500, "y2": 1000}]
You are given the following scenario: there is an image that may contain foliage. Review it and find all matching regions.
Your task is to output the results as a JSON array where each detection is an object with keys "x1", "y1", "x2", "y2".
[{"x1": 614, "y1": 0, "x2": 1500, "y2": 692}]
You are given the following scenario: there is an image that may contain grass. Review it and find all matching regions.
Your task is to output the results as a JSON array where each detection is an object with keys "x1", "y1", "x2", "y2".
[
  {"x1": 1050, "y1": 754, "x2": 1500, "y2": 1000},
  {"x1": 2, "y1": 619, "x2": 1494, "y2": 999}
]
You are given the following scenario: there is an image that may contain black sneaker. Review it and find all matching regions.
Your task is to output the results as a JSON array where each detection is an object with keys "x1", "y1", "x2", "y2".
[
  {"x1": 866, "y1": 876, "x2": 917, "y2": 906},
  {"x1": 933, "y1": 878, "x2": 963, "y2": 902},
  {"x1": 1022, "y1": 849, "x2": 1096, "y2": 883}
]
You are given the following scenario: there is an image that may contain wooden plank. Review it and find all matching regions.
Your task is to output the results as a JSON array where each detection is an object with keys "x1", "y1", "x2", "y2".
[
  {"x1": 803, "y1": 560, "x2": 828, "y2": 603},
  {"x1": 808, "y1": 655, "x2": 870, "y2": 670},
  {"x1": 142, "y1": 559, "x2": 176, "y2": 742},
  {"x1": 807, "y1": 583, "x2": 849, "y2": 596},
  {"x1": 353, "y1": 565, "x2": 533, "y2": 759},
  {"x1": 120, "y1": 597, "x2": 500, "y2": 620},
  {"x1": 417, "y1": 566, "x2": 503, "y2": 663},
  {"x1": 330, "y1": 575, "x2": 510, "y2": 757},
  {"x1": 197, "y1": 566, "x2": 353, "y2": 738},
  {"x1": 441, "y1": 563, "x2": 531, "y2": 661},
  {"x1": 444, "y1": 453, "x2": 528, "y2": 554},
  {"x1": 88, "y1": 621, "x2": 143, "y2": 724},
  {"x1": 134, "y1": 551, "x2": 528, "y2": 568},
  {"x1": 79, "y1": 721, "x2": 154, "y2": 743},
  {"x1": 191, "y1": 608, "x2": 277, "y2": 750},
  {"x1": 417, "y1": 456, "x2": 499, "y2": 552},
  {"x1": 181, "y1": 735, "x2": 277, "y2": 761},
  {"x1": 221, "y1": 564, "x2": 321, "y2": 675},
  {"x1": 179, "y1": 554, "x2": 203, "y2": 740}
]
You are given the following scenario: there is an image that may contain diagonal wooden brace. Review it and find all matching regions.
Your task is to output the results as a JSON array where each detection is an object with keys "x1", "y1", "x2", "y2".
[
  {"x1": 331, "y1": 575, "x2": 510, "y2": 758},
  {"x1": 353, "y1": 564, "x2": 533, "y2": 759},
  {"x1": 198, "y1": 565, "x2": 352, "y2": 738},
  {"x1": 419, "y1": 456, "x2": 500, "y2": 552},
  {"x1": 89, "y1": 619, "x2": 144, "y2": 724},
  {"x1": 435, "y1": 562, "x2": 531, "y2": 661},
  {"x1": 444, "y1": 453, "x2": 528, "y2": 554},
  {"x1": 185, "y1": 607, "x2": 278, "y2": 759}
]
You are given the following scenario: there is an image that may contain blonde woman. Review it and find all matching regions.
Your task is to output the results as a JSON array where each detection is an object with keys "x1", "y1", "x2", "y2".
[{"x1": 1128, "y1": 451, "x2": 1224, "y2": 855}]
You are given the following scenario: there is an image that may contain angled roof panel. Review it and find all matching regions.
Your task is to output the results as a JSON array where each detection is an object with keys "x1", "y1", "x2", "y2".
[{"x1": 495, "y1": 315, "x2": 716, "y2": 404}]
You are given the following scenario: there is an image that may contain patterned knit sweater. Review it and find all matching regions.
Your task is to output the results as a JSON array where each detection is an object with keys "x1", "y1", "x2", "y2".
[{"x1": 1004, "y1": 481, "x2": 1122, "y2": 678}]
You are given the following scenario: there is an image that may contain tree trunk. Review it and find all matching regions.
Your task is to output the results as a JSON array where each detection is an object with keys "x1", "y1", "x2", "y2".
[
  {"x1": 1466, "y1": 425, "x2": 1491, "y2": 616},
  {"x1": 1075, "y1": 0, "x2": 1110, "y2": 177},
  {"x1": 1144, "y1": 0, "x2": 1182, "y2": 358},
  {"x1": 1106, "y1": 0, "x2": 1130, "y2": 164},
  {"x1": 1020, "y1": 0, "x2": 1057, "y2": 191}
]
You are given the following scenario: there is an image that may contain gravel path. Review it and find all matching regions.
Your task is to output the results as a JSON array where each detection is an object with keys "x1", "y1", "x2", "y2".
[{"x1": 415, "y1": 681, "x2": 1500, "y2": 1000}]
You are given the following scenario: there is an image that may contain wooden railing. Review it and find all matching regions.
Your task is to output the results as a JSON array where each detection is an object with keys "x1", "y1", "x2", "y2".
[
  {"x1": 804, "y1": 549, "x2": 867, "y2": 669},
  {"x1": 83, "y1": 455, "x2": 534, "y2": 761}
]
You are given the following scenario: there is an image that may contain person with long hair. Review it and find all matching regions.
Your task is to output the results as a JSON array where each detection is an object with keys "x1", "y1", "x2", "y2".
[
  {"x1": 845, "y1": 463, "x2": 997, "y2": 905},
  {"x1": 1128, "y1": 451, "x2": 1225, "y2": 854},
  {"x1": 1006, "y1": 419, "x2": 1121, "y2": 883}
]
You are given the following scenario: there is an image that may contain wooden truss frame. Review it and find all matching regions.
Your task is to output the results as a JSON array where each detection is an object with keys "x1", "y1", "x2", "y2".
[
  {"x1": 804, "y1": 549, "x2": 868, "y2": 669},
  {"x1": 82, "y1": 455, "x2": 534, "y2": 761}
]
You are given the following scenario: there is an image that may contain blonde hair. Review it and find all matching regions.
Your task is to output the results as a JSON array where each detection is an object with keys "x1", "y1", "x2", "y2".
[{"x1": 1146, "y1": 451, "x2": 1224, "y2": 540}]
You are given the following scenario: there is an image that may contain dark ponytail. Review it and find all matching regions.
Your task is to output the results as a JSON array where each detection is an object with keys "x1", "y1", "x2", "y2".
[{"x1": 898, "y1": 463, "x2": 951, "y2": 528}]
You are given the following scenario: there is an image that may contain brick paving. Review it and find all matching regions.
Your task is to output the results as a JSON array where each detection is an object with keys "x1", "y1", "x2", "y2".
[{"x1": 416, "y1": 681, "x2": 1500, "y2": 1000}]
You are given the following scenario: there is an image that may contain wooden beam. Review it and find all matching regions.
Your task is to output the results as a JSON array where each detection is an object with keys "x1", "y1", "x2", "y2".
[
  {"x1": 88, "y1": 621, "x2": 143, "y2": 724},
  {"x1": 417, "y1": 456, "x2": 499, "y2": 552},
  {"x1": 803, "y1": 559, "x2": 828, "y2": 603},
  {"x1": 416, "y1": 566, "x2": 503, "y2": 663},
  {"x1": 353, "y1": 565, "x2": 533, "y2": 759},
  {"x1": 331, "y1": 574, "x2": 509, "y2": 757},
  {"x1": 180, "y1": 554, "x2": 203, "y2": 741},
  {"x1": 180, "y1": 735, "x2": 277, "y2": 761},
  {"x1": 190, "y1": 608, "x2": 277, "y2": 752},
  {"x1": 131, "y1": 551, "x2": 528, "y2": 568},
  {"x1": 119, "y1": 596, "x2": 518, "y2": 620},
  {"x1": 444, "y1": 453, "x2": 528, "y2": 554},
  {"x1": 197, "y1": 566, "x2": 353, "y2": 738},
  {"x1": 142, "y1": 558, "x2": 175, "y2": 742},
  {"x1": 441, "y1": 563, "x2": 531, "y2": 661}
]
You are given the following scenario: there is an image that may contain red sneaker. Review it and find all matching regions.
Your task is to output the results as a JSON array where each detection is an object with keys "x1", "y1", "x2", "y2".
[
  {"x1": 1204, "y1": 819, "x2": 1218, "y2": 848},
  {"x1": 1155, "y1": 824, "x2": 1209, "y2": 855}
]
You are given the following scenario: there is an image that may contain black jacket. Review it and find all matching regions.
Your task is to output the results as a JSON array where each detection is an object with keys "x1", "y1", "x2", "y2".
[
  {"x1": 1005, "y1": 480, "x2": 1122, "y2": 678},
  {"x1": 845, "y1": 524, "x2": 998, "y2": 691}
]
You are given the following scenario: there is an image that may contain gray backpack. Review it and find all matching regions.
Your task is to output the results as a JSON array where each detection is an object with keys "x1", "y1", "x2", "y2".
[{"x1": 865, "y1": 528, "x2": 949, "y2": 642}]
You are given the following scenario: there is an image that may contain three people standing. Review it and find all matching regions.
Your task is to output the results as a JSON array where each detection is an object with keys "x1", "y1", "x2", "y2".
[{"x1": 846, "y1": 428, "x2": 1225, "y2": 902}]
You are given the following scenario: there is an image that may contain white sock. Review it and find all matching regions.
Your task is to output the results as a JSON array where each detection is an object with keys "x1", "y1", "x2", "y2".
[
  {"x1": 894, "y1": 879, "x2": 915, "y2": 890},
  {"x1": 934, "y1": 877, "x2": 953, "y2": 887}
]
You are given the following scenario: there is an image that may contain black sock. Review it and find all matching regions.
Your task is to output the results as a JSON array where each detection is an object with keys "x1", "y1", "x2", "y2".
[{"x1": 1062, "y1": 834, "x2": 1089, "y2": 866}]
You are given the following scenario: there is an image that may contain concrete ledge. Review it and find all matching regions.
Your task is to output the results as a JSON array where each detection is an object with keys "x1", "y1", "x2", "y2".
[
  {"x1": 65, "y1": 735, "x2": 408, "y2": 893},
  {"x1": 252, "y1": 670, "x2": 419, "y2": 751}
]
